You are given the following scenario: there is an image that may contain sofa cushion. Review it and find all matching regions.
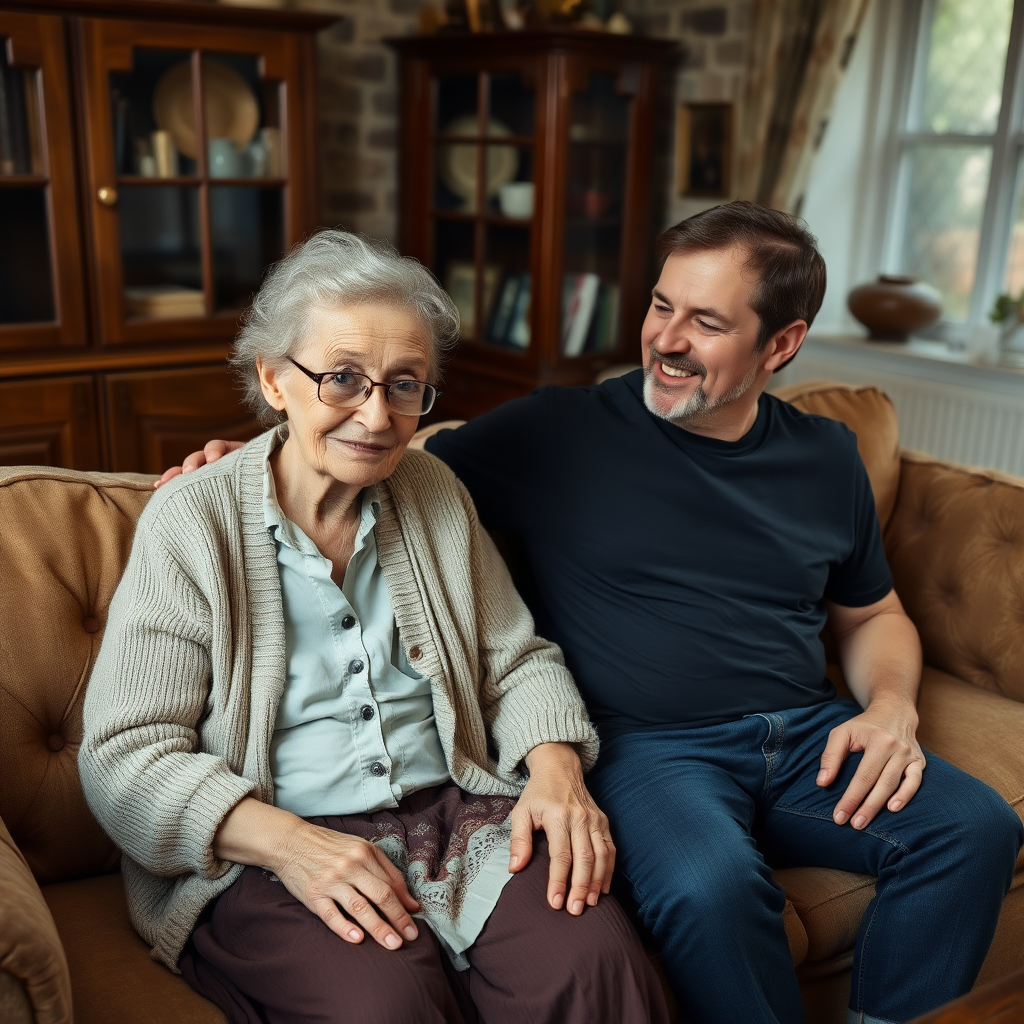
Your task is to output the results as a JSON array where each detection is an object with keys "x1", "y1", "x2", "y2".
[
  {"x1": 0, "y1": 468, "x2": 155, "y2": 884},
  {"x1": 42, "y1": 874, "x2": 225, "y2": 1024},
  {"x1": 886, "y1": 453, "x2": 1024, "y2": 706},
  {"x1": 773, "y1": 381, "x2": 901, "y2": 530}
]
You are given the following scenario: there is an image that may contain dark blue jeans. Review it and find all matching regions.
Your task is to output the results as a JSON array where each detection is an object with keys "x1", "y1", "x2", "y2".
[{"x1": 587, "y1": 699, "x2": 1023, "y2": 1024}]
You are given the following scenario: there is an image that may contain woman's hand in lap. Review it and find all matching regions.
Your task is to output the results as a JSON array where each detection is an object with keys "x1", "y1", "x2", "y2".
[
  {"x1": 511, "y1": 742, "x2": 616, "y2": 916},
  {"x1": 214, "y1": 797, "x2": 420, "y2": 950}
]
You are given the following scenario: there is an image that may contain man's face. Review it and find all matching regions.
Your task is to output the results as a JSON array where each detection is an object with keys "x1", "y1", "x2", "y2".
[{"x1": 640, "y1": 245, "x2": 766, "y2": 430}]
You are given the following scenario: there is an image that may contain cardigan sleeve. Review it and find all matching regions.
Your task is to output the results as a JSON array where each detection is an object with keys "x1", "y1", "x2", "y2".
[
  {"x1": 79, "y1": 500, "x2": 257, "y2": 881},
  {"x1": 460, "y1": 487, "x2": 601, "y2": 774}
]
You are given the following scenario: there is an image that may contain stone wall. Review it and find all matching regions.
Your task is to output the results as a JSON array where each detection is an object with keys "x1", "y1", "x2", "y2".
[
  {"x1": 300, "y1": 0, "x2": 753, "y2": 241},
  {"x1": 620, "y1": 0, "x2": 751, "y2": 229}
]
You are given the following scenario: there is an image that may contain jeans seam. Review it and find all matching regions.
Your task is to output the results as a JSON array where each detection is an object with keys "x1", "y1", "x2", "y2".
[
  {"x1": 771, "y1": 804, "x2": 910, "y2": 854},
  {"x1": 852, "y1": 868, "x2": 900, "y2": 1017},
  {"x1": 754, "y1": 713, "x2": 785, "y2": 801}
]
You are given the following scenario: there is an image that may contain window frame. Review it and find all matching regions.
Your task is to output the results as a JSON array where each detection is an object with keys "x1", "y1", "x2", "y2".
[{"x1": 880, "y1": 0, "x2": 1024, "y2": 325}]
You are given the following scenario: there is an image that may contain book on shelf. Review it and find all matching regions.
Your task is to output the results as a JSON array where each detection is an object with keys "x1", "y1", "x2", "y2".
[
  {"x1": 561, "y1": 272, "x2": 600, "y2": 356},
  {"x1": 489, "y1": 274, "x2": 522, "y2": 344},
  {"x1": 124, "y1": 286, "x2": 205, "y2": 319},
  {"x1": 506, "y1": 275, "x2": 531, "y2": 349},
  {"x1": 0, "y1": 62, "x2": 32, "y2": 176},
  {"x1": 589, "y1": 283, "x2": 621, "y2": 353}
]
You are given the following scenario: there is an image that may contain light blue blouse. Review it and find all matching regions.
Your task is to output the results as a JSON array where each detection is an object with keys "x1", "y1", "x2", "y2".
[{"x1": 263, "y1": 452, "x2": 451, "y2": 817}]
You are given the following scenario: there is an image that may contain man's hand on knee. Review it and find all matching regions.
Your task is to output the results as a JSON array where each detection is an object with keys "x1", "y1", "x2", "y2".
[{"x1": 816, "y1": 701, "x2": 926, "y2": 830}]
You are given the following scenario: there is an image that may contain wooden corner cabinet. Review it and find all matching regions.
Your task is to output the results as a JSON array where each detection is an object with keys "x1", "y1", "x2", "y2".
[
  {"x1": 0, "y1": 0, "x2": 332, "y2": 473},
  {"x1": 389, "y1": 31, "x2": 676, "y2": 421}
]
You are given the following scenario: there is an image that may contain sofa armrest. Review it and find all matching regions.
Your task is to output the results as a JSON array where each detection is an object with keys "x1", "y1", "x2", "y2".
[{"x1": 0, "y1": 815, "x2": 72, "y2": 1024}]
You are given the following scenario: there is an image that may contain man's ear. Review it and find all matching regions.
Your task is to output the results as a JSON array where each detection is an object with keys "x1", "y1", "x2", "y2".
[
  {"x1": 763, "y1": 320, "x2": 807, "y2": 374},
  {"x1": 256, "y1": 356, "x2": 288, "y2": 414}
]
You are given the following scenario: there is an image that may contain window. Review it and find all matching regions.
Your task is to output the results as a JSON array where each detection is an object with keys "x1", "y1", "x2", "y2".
[{"x1": 884, "y1": 0, "x2": 1024, "y2": 323}]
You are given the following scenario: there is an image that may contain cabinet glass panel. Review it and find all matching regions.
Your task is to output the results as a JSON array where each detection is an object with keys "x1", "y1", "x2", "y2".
[
  {"x1": 434, "y1": 219, "x2": 476, "y2": 339},
  {"x1": 203, "y1": 53, "x2": 283, "y2": 180},
  {"x1": 435, "y1": 74, "x2": 478, "y2": 135},
  {"x1": 119, "y1": 185, "x2": 203, "y2": 319},
  {"x1": 486, "y1": 144, "x2": 533, "y2": 219},
  {"x1": 434, "y1": 136, "x2": 523, "y2": 214},
  {"x1": 0, "y1": 188, "x2": 54, "y2": 323},
  {"x1": 210, "y1": 186, "x2": 284, "y2": 311},
  {"x1": 484, "y1": 223, "x2": 531, "y2": 351},
  {"x1": 561, "y1": 73, "x2": 630, "y2": 357},
  {"x1": 110, "y1": 48, "x2": 198, "y2": 178},
  {"x1": 488, "y1": 71, "x2": 534, "y2": 138},
  {"x1": 0, "y1": 40, "x2": 44, "y2": 175}
]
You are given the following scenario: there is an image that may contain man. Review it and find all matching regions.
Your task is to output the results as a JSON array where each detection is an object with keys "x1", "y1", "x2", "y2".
[{"x1": 165, "y1": 203, "x2": 1023, "y2": 1024}]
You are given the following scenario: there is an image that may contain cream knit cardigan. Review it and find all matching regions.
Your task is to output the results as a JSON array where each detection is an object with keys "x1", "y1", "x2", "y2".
[{"x1": 79, "y1": 425, "x2": 598, "y2": 971}]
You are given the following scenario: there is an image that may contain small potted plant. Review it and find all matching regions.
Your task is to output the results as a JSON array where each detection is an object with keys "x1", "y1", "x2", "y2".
[{"x1": 989, "y1": 288, "x2": 1024, "y2": 352}]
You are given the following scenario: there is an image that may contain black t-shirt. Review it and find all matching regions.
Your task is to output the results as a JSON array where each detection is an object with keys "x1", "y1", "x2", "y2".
[{"x1": 425, "y1": 370, "x2": 893, "y2": 739}]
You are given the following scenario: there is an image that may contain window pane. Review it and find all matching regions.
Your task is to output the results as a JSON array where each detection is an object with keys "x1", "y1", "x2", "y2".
[
  {"x1": 1004, "y1": 157, "x2": 1024, "y2": 295},
  {"x1": 898, "y1": 145, "x2": 992, "y2": 320},
  {"x1": 915, "y1": 0, "x2": 1012, "y2": 134},
  {"x1": 0, "y1": 188, "x2": 54, "y2": 322},
  {"x1": 210, "y1": 186, "x2": 284, "y2": 312}
]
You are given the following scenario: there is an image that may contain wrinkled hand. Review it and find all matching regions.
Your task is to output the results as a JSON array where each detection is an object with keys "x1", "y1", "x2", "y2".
[
  {"x1": 275, "y1": 822, "x2": 421, "y2": 950},
  {"x1": 153, "y1": 439, "x2": 244, "y2": 488},
  {"x1": 816, "y1": 702, "x2": 926, "y2": 830},
  {"x1": 510, "y1": 742, "x2": 615, "y2": 915}
]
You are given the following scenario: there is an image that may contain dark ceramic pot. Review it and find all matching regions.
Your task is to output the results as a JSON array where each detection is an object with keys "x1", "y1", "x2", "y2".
[{"x1": 847, "y1": 274, "x2": 943, "y2": 341}]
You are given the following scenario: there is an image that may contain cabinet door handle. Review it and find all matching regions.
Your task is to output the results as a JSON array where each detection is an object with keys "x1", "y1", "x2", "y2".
[{"x1": 96, "y1": 186, "x2": 118, "y2": 207}]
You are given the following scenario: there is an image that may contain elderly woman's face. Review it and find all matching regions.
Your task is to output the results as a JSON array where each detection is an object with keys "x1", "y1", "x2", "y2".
[{"x1": 259, "y1": 302, "x2": 432, "y2": 489}]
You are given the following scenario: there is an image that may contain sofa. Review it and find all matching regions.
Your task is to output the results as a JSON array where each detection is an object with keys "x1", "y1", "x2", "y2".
[{"x1": 1, "y1": 380, "x2": 1022, "y2": 1024}]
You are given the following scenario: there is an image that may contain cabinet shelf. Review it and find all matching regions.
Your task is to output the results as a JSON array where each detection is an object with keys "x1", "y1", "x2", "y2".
[
  {"x1": 0, "y1": 175, "x2": 49, "y2": 187},
  {"x1": 116, "y1": 176, "x2": 288, "y2": 187}
]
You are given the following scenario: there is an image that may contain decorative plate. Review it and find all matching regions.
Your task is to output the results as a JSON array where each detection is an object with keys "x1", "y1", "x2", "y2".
[
  {"x1": 153, "y1": 60, "x2": 259, "y2": 160},
  {"x1": 438, "y1": 116, "x2": 518, "y2": 208}
]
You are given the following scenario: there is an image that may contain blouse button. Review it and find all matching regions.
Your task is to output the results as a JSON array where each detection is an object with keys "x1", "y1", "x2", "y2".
[
  {"x1": 408, "y1": 646, "x2": 422, "y2": 661},
  {"x1": 349, "y1": 659, "x2": 364, "y2": 674},
  {"x1": 361, "y1": 704, "x2": 375, "y2": 721},
  {"x1": 369, "y1": 761, "x2": 387, "y2": 777},
  {"x1": 342, "y1": 615, "x2": 356, "y2": 630}
]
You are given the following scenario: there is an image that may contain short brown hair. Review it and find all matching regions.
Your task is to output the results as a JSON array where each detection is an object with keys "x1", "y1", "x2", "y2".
[{"x1": 656, "y1": 200, "x2": 827, "y2": 353}]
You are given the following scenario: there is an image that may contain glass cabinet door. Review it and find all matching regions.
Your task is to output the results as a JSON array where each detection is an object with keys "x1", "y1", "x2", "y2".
[
  {"x1": 0, "y1": 13, "x2": 87, "y2": 352},
  {"x1": 431, "y1": 68, "x2": 536, "y2": 351},
  {"x1": 560, "y1": 70, "x2": 632, "y2": 359},
  {"x1": 79, "y1": 18, "x2": 308, "y2": 345}
]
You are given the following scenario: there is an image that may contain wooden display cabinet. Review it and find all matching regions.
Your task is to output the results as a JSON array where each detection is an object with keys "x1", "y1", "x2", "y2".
[
  {"x1": 0, "y1": 0, "x2": 332, "y2": 473},
  {"x1": 389, "y1": 32, "x2": 675, "y2": 422}
]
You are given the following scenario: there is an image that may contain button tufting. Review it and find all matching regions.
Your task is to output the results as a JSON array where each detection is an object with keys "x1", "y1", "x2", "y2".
[
  {"x1": 48, "y1": 734, "x2": 65, "y2": 752},
  {"x1": 408, "y1": 646, "x2": 422, "y2": 660},
  {"x1": 82, "y1": 615, "x2": 100, "y2": 633}
]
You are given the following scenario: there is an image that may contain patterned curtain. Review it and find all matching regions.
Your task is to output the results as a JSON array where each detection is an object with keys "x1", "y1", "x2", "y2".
[{"x1": 736, "y1": 0, "x2": 872, "y2": 214}]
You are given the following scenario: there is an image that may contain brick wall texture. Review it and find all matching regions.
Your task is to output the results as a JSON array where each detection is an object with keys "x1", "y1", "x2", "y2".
[{"x1": 293, "y1": 0, "x2": 752, "y2": 241}]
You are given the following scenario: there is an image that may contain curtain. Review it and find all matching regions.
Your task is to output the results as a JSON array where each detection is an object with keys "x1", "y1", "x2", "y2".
[{"x1": 736, "y1": 0, "x2": 872, "y2": 214}]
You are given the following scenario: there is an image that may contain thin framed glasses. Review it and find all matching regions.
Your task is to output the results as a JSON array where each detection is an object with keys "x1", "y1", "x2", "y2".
[{"x1": 288, "y1": 358, "x2": 441, "y2": 415}]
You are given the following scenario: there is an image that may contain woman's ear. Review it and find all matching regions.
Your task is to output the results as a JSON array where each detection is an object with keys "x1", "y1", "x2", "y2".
[{"x1": 257, "y1": 356, "x2": 288, "y2": 414}]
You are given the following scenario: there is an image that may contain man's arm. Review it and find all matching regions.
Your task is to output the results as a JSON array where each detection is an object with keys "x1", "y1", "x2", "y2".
[{"x1": 817, "y1": 588, "x2": 926, "y2": 829}]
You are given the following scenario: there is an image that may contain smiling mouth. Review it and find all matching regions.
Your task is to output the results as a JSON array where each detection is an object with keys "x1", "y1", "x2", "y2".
[
  {"x1": 656, "y1": 358, "x2": 704, "y2": 381},
  {"x1": 333, "y1": 437, "x2": 391, "y2": 453}
]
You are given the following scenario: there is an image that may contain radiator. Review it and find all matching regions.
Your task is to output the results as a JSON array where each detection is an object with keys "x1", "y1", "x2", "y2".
[{"x1": 773, "y1": 351, "x2": 1024, "y2": 479}]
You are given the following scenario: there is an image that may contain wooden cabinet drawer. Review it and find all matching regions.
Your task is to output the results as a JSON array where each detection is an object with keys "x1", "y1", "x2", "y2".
[
  {"x1": 0, "y1": 375, "x2": 101, "y2": 469},
  {"x1": 104, "y1": 364, "x2": 263, "y2": 473}
]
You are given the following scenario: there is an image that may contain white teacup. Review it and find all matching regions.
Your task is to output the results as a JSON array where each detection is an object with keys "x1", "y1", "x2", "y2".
[
  {"x1": 498, "y1": 181, "x2": 535, "y2": 219},
  {"x1": 208, "y1": 138, "x2": 241, "y2": 178}
]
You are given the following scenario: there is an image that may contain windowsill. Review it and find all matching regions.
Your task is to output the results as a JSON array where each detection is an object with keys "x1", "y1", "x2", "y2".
[{"x1": 799, "y1": 333, "x2": 1024, "y2": 397}]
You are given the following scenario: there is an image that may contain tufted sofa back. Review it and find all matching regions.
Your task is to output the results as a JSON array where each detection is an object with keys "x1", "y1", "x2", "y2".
[
  {"x1": 885, "y1": 453, "x2": 1024, "y2": 705},
  {"x1": 0, "y1": 468, "x2": 155, "y2": 885}
]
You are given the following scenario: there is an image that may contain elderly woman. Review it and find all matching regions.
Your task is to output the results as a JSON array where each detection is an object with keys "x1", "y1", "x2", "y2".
[{"x1": 79, "y1": 231, "x2": 666, "y2": 1024}]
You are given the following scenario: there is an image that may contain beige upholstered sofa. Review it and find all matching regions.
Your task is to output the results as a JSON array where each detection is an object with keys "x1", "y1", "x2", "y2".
[{"x1": 1, "y1": 381, "x2": 1022, "y2": 1024}]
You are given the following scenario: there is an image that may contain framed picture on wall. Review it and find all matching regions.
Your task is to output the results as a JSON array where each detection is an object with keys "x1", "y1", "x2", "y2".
[{"x1": 676, "y1": 102, "x2": 733, "y2": 198}]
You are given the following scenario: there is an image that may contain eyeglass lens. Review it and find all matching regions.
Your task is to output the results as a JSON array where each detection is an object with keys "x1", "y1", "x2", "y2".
[{"x1": 320, "y1": 372, "x2": 435, "y2": 414}]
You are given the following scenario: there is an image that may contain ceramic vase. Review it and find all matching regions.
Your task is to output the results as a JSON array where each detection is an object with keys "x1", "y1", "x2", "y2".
[{"x1": 847, "y1": 274, "x2": 943, "y2": 341}]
